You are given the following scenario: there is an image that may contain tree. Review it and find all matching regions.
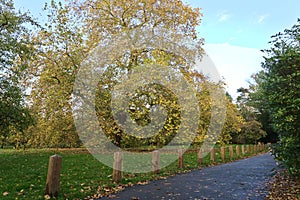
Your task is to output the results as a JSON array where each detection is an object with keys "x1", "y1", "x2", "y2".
[
  {"x1": 28, "y1": 0, "x2": 204, "y2": 148},
  {"x1": 0, "y1": 0, "x2": 35, "y2": 148},
  {"x1": 189, "y1": 71, "x2": 241, "y2": 146},
  {"x1": 27, "y1": 1, "x2": 83, "y2": 147},
  {"x1": 256, "y1": 19, "x2": 300, "y2": 177},
  {"x1": 71, "y1": 0, "x2": 204, "y2": 148},
  {"x1": 222, "y1": 97, "x2": 244, "y2": 145},
  {"x1": 234, "y1": 87, "x2": 267, "y2": 144},
  {"x1": 247, "y1": 72, "x2": 279, "y2": 143}
]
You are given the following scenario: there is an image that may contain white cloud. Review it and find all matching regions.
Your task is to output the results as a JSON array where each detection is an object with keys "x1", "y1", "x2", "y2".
[
  {"x1": 198, "y1": 43, "x2": 264, "y2": 99},
  {"x1": 219, "y1": 14, "x2": 230, "y2": 22},
  {"x1": 217, "y1": 11, "x2": 231, "y2": 22},
  {"x1": 257, "y1": 14, "x2": 269, "y2": 24}
]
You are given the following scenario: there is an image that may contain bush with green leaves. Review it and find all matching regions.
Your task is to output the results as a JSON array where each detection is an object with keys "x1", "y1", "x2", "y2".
[{"x1": 259, "y1": 19, "x2": 300, "y2": 177}]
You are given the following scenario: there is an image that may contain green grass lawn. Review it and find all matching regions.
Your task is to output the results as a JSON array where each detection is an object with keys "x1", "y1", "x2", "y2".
[{"x1": 0, "y1": 145, "x2": 266, "y2": 200}]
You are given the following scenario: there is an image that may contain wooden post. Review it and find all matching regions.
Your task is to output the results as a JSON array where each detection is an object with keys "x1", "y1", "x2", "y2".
[
  {"x1": 197, "y1": 149, "x2": 203, "y2": 165},
  {"x1": 258, "y1": 142, "x2": 263, "y2": 151},
  {"x1": 178, "y1": 149, "x2": 184, "y2": 168},
  {"x1": 246, "y1": 145, "x2": 250, "y2": 153},
  {"x1": 221, "y1": 147, "x2": 226, "y2": 161},
  {"x1": 253, "y1": 145, "x2": 257, "y2": 153},
  {"x1": 113, "y1": 152, "x2": 123, "y2": 183},
  {"x1": 242, "y1": 145, "x2": 245, "y2": 155},
  {"x1": 236, "y1": 145, "x2": 240, "y2": 157},
  {"x1": 229, "y1": 146, "x2": 234, "y2": 159},
  {"x1": 210, "y1": 148, "x2": 215, "y2": 162},
  {"x1": 45, "y1": 155, "x2": 62, "y2": 198},
  {"x1": 152, "y1": 150, "x2": 160, "y2": 174}
]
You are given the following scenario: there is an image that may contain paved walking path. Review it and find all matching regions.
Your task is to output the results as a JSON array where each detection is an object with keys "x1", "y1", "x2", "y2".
[{"x1": 99, "y1": 153, "x2": 278, "y2": 200}]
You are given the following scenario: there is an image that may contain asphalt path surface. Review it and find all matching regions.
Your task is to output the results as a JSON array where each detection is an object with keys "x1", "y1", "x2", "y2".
[{"x1": 99, "y1": 153, "x2": 278, "y2": 200}]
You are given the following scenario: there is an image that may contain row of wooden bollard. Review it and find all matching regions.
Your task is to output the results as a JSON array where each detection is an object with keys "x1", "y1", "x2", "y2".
[
  {"x1": 112, "y1": 144, "x2": 268, "y2": 182},
  {"x1": 44, "y1": 144, "x2": 268, "y2": 197}
]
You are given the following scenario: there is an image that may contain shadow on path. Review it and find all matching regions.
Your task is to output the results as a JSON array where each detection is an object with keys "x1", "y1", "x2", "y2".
[{"x1": 99, "y1": 153, "x2": 278, "y2": 200}]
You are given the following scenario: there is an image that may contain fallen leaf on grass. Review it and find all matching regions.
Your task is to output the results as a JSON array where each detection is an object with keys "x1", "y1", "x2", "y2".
[
  {"x1": 137, "y1": 181, "x2": 149, "y2": 185},
  {"x1": 17, "y1": 189, "x2": 25, "y2": 196}
]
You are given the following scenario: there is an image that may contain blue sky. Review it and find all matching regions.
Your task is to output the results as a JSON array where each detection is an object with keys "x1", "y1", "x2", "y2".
[
  {"x1": 14, "y1": 0, "x2": 300, "y2": 98},
  {"x1": 187, "y1": 0, "x2": 299, "y2": 98},
  {"x1": 188, "y1": 0, "x2": 300, "y2": 49}
]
